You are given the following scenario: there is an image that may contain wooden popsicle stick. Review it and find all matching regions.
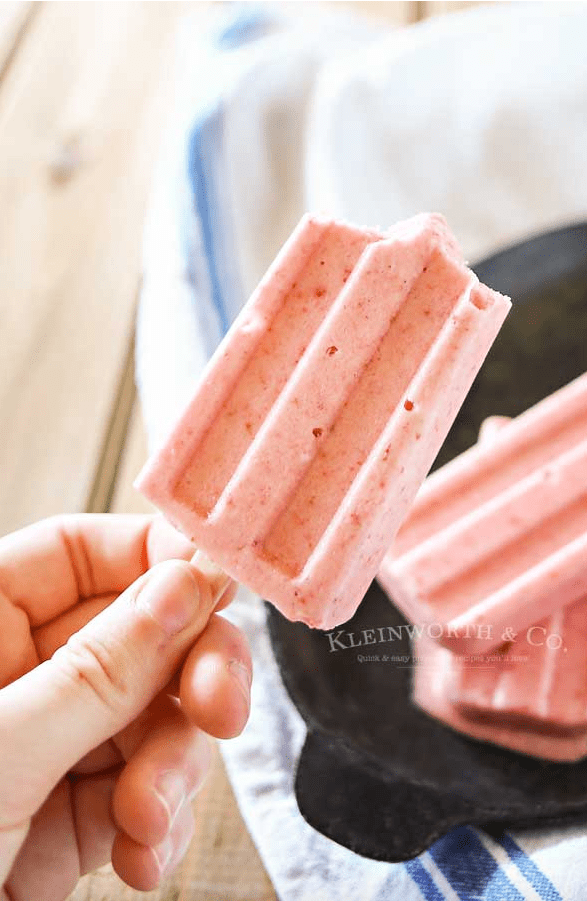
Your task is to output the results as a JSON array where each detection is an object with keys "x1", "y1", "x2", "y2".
[{"x1": 190, "y1": 550, "x2": 235, "y2": 606}]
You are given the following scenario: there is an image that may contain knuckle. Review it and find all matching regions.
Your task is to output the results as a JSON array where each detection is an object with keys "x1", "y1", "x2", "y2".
[{"x1": 54, "y1": 629, "x2": 129, "y2": 717}]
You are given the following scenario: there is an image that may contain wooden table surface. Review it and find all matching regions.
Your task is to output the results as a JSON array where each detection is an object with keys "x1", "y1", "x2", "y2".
[{"x1": 0, "y1": 2, "x2": 477, "y2": 898}]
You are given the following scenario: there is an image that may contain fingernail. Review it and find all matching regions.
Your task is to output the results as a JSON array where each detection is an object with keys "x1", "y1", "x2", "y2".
[
  {"x1": 228, "y1": 659, "x2": 251, "y2": 708},
  {"x1": 138, "y1": 561, "x2": 198, "y2": 636},
  {"x1": 154, "y1": 771, "x2": 186, "y2": 832}
]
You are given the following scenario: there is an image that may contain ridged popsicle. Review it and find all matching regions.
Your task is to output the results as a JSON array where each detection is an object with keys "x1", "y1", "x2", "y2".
[
  {"x1": 137, "y1": 212, "x2": 510, "y2": 628},
  {"x1": 413, "y1": 635, "x2": 587, "y2": 761},
  {"x1": 418, "y1": 414, "x2": 587, "y2": 757},
  {"x1": 379, "y1": 372, "x2": 587, "y2": 653}
]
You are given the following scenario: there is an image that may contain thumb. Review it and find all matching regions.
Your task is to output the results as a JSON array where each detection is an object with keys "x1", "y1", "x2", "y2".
[{"x1": 0, "y1": 557, "x2": 230, "y2": 822}]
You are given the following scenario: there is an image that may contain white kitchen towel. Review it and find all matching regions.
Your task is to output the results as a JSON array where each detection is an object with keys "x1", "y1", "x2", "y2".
[{"x1": 137, "y1": 3, "x2": 587, "y2": 899}]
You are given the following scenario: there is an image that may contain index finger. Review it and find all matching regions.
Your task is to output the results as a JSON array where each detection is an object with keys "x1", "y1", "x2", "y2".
[{"x1": 0, "y1": 514, "x2": 195, "y2": 627}]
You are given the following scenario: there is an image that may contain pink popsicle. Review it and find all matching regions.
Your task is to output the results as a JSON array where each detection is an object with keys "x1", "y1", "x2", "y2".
[
  {"x1": 413, "y1": 635, "x2": 587, "y2": 762},
  {"x1": 453, "y1": 599, "x2": 587, "y2": 734},
  {"x1": 398, "y1": 415, "x2": 587, "y2": 760},
  {"x1": 136, "y1": 212, "x2": 510, "y2": 629},
  {"x1": 437, "y1": 416, "x2": 587, "y2": 741},
  {"x1": 379, "y1": 371, "x2": 587, "y2": 654}
]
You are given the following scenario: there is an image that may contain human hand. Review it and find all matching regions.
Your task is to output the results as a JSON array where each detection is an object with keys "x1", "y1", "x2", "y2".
[{"x1": 0, "y1": 514, "x2": 251, "y2": 899}]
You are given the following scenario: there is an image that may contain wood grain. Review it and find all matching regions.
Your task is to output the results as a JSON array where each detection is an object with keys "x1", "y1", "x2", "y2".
[
  {"x1": 87, "y1": 335, "x2": 138, "y2": 515},
  {"x1": 0, "y1": 1, "x2": 34, "y2": 80},
  {"x1": 109, "y1": 399, "x2": 154, "y2": 518},
  {"x1": 336, "y1": 2, "x2": 417, "y2": 24},
  {"x1": 418, "y1": 0, "x2": 483, "y2": 19},
  {"x1": 0, "y1": 1, "x2": 184, "y2": 536}
]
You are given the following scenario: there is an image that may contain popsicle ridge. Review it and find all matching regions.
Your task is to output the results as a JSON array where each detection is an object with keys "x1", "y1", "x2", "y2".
[
  {"x1": 396, "y1": 438, "x2": 587, "y2": 608},
  {"x1": 210, "y1": 231, "x2": 438, "y2": 549},
  {"x1": 303, "y1": 272, "x2": 510, "y2": 626},
  {"x1": 391, "y1": 371, "x2": 587, "y2": 555},
  {"x1": 253, "y1": 235, "x2": 472, "y2": 577},
  {"x1": 379, "y1": 371, "x2": 587, "y2": 650},
  {"x1": 407, "y1": 411, "x2": 587, "y2": 760},
  {"x1": 137, "y1": 213, "x2": 382, "y2": 513},
  {"x1": 454, "y1": 607, "x2": 587, "y2": 732}
]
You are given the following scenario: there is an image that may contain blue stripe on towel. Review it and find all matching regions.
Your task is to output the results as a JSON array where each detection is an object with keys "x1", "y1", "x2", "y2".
[
  {"x1": 405, "y1": 859, "x2": 446, "y2": 901},
  {"x1": 490, "y1": 833, "x2": 562, "y2": 901},
  {"x1": 187, "y1": 105, "x2": 231, "y2": 338},
  {"x1": 428, "y1": 826, "x2": 525, "y2": 900},
  {"x1": 185, "y1": 5, "x2": 271, "y2": 348},
  {"x1": 215, "y1": 4, "x2": 272, "y2": 49}
]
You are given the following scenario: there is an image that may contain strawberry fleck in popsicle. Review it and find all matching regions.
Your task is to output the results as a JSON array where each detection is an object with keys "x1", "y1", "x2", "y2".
[
  {"x1": 136, "y1": 212, "x2": 510, "y2": 629},
  {"x1": 379, "y1": 371, "x2": 587, "y2": 653}
]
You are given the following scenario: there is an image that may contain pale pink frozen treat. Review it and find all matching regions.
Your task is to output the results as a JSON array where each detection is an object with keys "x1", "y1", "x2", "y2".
[
  {"x1": 136, "y1": 212, "x2": 510, "y2": 629},
  {"x1": 407, "y1": 417, "x2": 587, "y2": 761},
  {"x1": 453, "y1": 599, "x2": 587, "y2": 734},
  {"x1": 379, "y1": 371, "x2": 587, "y2": 653},
  {"x1": 426, "y1": 416, "x2": 587, "y2": 746},
  {"x1": 413, "y1": 635, "x2": 587, "y2": 762}
]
